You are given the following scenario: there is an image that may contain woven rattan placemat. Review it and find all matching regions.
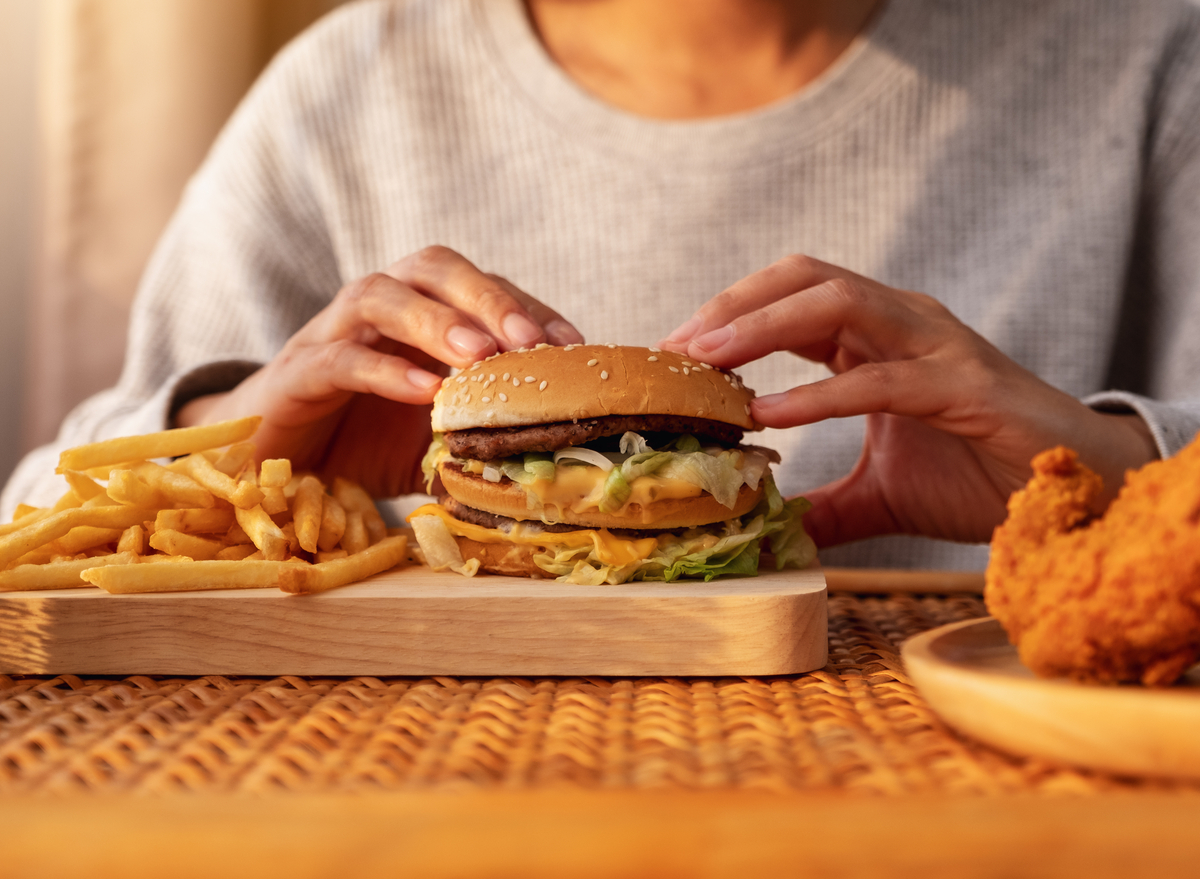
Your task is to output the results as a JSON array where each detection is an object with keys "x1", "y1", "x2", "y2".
[{"x1": 2, "y1": 594, "x2": 1194, "y2": 795}]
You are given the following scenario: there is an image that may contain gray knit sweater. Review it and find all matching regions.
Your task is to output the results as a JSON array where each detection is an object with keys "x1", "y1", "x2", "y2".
[{"x1": 7, "y1": 0, "x2": 1200, "y2": 569}]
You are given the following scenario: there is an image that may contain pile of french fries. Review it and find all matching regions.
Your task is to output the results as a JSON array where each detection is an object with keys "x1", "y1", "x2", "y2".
[{"x1": 0, "y1": 416, "x2": 408, "y2": 595}]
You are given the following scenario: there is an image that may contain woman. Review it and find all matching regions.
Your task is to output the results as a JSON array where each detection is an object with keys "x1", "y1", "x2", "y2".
[{"x1": 6, "y1": 0, "x2": 1199, "y2": 568}]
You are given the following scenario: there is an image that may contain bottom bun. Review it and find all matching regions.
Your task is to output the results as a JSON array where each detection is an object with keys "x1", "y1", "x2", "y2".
[{"x1": 456, "y1": 537, "x2": 547, "y2": 578}]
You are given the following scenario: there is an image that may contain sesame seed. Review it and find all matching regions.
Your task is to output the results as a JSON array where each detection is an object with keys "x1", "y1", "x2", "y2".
[
  {"x1": 471, "y1": 364, "x2": 481, "y2": 371},
  {"x1": 744, "y1": 404, "x2": 751, "y2": 414},
  {"x1": 647, "y1": 356, "x2": 658, "y2": 362},
  {"x1": 456, "y1": 376, "x2": 466, "y2": 384},
  {"x1": 518, "y1": 347, "x2": 528, "y2": 353},
  {"x1": 701, "y1": 363, "x2": 712, "y2": 369},
  {"x1": 489, "y1": 374, "x2": 496, "y2": 382},
  {"x1": 486, "y1": 411, "x2": 495, "y2": 419},
  {"x1": 483, "y1": 380, "x2": 492, "y2": 389},
  {"x1": 524, "y1": 376, "x2": 536, "y2": 383},
  {"x1": 503, "y1": 373, "x2": 510, "y2": 381},
  {"x1": 499, "y1": 393, "x2": 508, "y2": 402},
  {"x1": 606, "y1": 343, "x2": 616, "y2": 348},
  {"x1": 649, "y1": 347, "x2": 661, "y2": 353},
  {"x1": 683, "y1": 367, "x2": 690, "y2": 375},
  {"x1": 724, "y1": 374, "x2": 732, "y2": 383},
  {"x1": 539, "y1": 380, "x2": 547, "y2": 391},
  {"x1": 669, "y1": 366, "x2": 679, "y2": 373},
  {"x1": 512, "y1": 377, "x2": 520, "y2": 387},
  {"x1": 535, "y1": 342, "x2": 550, "y2": 349},
  {"x1": 682, "y1": 361, "x2": 692, "y2": 367},
  {"x1": 482, "y1": 396, "x2": 491, "y2": 403},
  {"x1": 601, "y1": 371, "x2": 609, "y2": 380},
  {"x1": 587, "y1": 359, "x2": 598, "y2": 367}
]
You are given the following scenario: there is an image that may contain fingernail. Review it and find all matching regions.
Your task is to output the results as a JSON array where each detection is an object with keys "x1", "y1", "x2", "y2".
[
  {"x1": 409, "y1": 369, "x2": 443, "y2": 391},
  {"x1": 447, "y1": 325, "x2": 493, "y2": 358},
  {"x1": 546, "y1": 319, "x2": 584, "y2": 346},
  {"x1": 663, "y1": 316, "x2": 702, "y2": 344},
  {"x1": 754, "y1": 393, "x2": 788, "y2": 410},
  {"x1": 502, "y1": 312, "x2": 543, "y2": 347},
  {"x1": 692, "y1": 324, "x2": 735, "y2": 353}
]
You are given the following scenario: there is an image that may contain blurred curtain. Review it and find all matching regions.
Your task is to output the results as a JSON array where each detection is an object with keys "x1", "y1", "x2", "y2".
[{"x1": 27, "y1": 0, "x2": 349, "y2": 449}]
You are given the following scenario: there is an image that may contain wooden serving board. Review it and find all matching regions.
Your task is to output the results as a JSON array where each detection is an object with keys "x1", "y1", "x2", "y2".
[
  {"x1": 902, "y1": 617, "x2": 1200, "y2": 780},
  {"x1": 0, "y1": 566, "x2": 826, "y2": 677}
]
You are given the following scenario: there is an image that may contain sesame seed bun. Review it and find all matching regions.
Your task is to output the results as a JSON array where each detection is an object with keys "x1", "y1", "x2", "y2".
[{"x1": 432, "y1": 344, "x2": 758, "y2": 432}]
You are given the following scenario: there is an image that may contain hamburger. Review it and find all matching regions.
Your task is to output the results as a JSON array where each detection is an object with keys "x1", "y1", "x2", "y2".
[{"x1": 408, "y1": 343, "x2": 815, "y2": 584}]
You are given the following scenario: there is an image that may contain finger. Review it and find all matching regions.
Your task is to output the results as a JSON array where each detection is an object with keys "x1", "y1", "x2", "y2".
[
  {"x1": 658, "y1": 254, "x2": 841, "y2": 350},
  {"x1": 683, "y1": 278, "x2": 934, "y2": 370},
  {"x1": 750, "y1": 359, "x2": 953, "y2": 429},
  {"x1": 489, "y1": 276, "x2": 586, "y2": 346},
  {"x1": 801, "y1": 477, "x2": 901, "y2": 549},
  {"x1": 389, "y1": 246, "x2": 548, "y2": 350},
  {"x1": 302, "y1": 273, "x2": 499, "y2": 368},
  {"x1": 275, "y1": 339, "x2": 446, "y2": 412}
]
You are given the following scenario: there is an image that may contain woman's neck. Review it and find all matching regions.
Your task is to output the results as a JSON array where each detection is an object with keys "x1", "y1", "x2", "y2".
[{"x1": 524, "y1": 0, "x2": 883, "y2": 119}]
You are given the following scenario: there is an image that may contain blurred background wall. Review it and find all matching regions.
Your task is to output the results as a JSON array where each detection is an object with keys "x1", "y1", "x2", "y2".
[{"x1": 1, "y1": 0, "x2": 348, "y2": 492}]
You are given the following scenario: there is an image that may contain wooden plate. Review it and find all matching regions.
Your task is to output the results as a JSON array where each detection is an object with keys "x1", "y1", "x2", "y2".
[
  {"x1": 0, "y1": 566, "x2": 826, "y2": 677},
  {"x1": 902, "y1": 617, "x2": 1200, "y2": 780}
]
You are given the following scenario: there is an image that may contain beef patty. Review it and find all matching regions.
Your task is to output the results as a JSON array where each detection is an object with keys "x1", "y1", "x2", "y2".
[{"x1": 444, "y1": 414, "x2": 744, "y2": 461}]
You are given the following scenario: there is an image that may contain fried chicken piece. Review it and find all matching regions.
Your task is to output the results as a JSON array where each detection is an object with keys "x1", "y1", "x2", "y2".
[{"x1": 985, "y1": 441, "x2": 1200, "y2": 686}]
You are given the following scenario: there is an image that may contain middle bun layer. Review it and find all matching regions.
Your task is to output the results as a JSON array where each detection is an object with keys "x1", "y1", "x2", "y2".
[{"x1": 439, "y1": 463, "x2": 764, "y2": 530}]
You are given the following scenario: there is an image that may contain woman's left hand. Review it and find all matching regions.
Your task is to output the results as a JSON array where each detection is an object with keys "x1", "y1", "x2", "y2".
[{"x1": 659, "y1": 255, "x2": 1157, "y2": 547}]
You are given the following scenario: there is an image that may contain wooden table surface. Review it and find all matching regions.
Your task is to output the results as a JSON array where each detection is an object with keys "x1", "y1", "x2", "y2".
[{"x1": 4, "y1": 580, "x2": 1198, "y2": 878}]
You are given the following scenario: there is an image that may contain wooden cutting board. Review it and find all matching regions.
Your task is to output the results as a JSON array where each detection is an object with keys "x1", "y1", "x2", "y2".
[
  {"x1": 902, "y1": 617, "x2": 1200, "y2": 780},
  {"x1": 0, "y1": 566, "x2": 826, "y2": 677}
]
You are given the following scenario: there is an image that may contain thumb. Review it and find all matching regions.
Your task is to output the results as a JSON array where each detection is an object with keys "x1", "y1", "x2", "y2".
[{"x1": 799, "y1": 468, "x2": 900, "y2": 549}]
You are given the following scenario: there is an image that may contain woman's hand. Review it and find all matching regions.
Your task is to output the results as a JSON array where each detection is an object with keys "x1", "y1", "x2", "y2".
[
  {"x1": 177, "y1": 246, "x2": 583, "y2": 498},
  {"x1": 659, "y1": 255, "x2": 1157, "y2": 546}
]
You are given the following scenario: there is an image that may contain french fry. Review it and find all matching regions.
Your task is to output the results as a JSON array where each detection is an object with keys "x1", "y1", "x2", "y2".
[
  {"x1": 154, "y1": 508, "x2": 235, "y2": 535},
  {"x1": 333, "y1": 477, "x2": 385, "y2": 545},
  {"x1": 225, "y1": 522, "x2": 252, "y2": 545},
  {"x1": 62, "y1": 470, "x2": 106, "y2": 501},
  {"x1": 278, "y1": 535, "x2": 407, "y2": 594},
  {"x1": 315, "y1": 549, "x2": 348, "y2": 563},
  {"x1": 317, "y1": 494, "x2": 346, "y2": 552},
  {"x1": 51, "y1": 489, "x2": 84, "y2": 513},
  {"x1": 260, "y1": 487, "x2": 289, "y2": 515},
  {"x1": 293, "y1": 476, "x2": 324, "y2": 553},
  {"x1": 56, "y1": 416, "x2": 262, "y2": 474},
  {"x1": 215, "y1": 544, "x2": 258, "y2": 561},
  {"x1": 13, "y1": 503, "x2": 40, "y2": 520},
  {"x1": 280, "y1": 521, "x2": 301, "y2": 555},
  {"x1": 259, "y1": 458, "x2": 292, "y2": 488},
  {"x1": 107, "y1": 469, "x2": 169, "y2": 508},
  {"x1": 211, "y1": 441, "x2": 256, "y2": 477},
  {"x1": 132, "y1": 462, "x2": 215, "y2": 508},
  {"x1": 117, "y1": 525, "x2": 145, "y2": 555},
  {"x1": 56, "y1": 526, "x2": 123, "y2": 555},
  {"x1": 0, "y1": 552, "x2": 139, "y2": 592},
  {"x1": 0, "y1": 508, "x2": 52, "y2": 537},
  {"x1": 178, "y1": 454, "x2": 264, "y2": 509},
  {"x1": 139, "y1": 554, "x2": 190, "y2": 564},
  {"x1": 82, "y1": 558, "x2": 302, "y2": 593},
  {"x1": 82, "y1": 493, "x2": 122, "y2": 508},
  {"x1": 149, "y1": 529, "x2": 223, "y2": 561},
  {"x1": 234, "y1": 505, "x2": 288, "y2": 561},
  {"x1": 342, "y1": 510, "x2": 368, "y2": 555},
  {"x1": 0, "y1": 506, "x2": 159, "y2": 569}
]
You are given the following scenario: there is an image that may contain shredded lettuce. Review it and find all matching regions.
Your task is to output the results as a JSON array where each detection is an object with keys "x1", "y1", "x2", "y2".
[{"x1": 420, "y1": 433, "x2": 449, "y2": 492}]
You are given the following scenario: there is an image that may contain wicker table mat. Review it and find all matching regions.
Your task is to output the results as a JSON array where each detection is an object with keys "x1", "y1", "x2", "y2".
[{"x1": 2, "y1": 594, "x2": 1196, "y2": 795}]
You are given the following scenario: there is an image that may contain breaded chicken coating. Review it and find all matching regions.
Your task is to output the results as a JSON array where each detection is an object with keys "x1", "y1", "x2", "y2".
[{"x1": 985, "y1": 441, "x2": 1200, "y2": 686}]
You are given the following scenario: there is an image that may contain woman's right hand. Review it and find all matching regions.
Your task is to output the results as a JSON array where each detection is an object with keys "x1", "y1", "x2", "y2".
[{"x1": 176, "y1": 246, "x2": 584, "y2": 498}]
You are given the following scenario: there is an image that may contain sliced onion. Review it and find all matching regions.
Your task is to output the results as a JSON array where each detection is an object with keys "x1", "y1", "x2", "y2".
[
  {"x1": 482, "y1": 463, "x2": 503, "y2": 483},
  {"x1": 619, "y1": 431, "x2": 649, "y2": 455},
  {"x1": 553, "y1": 447, "x2": 615, "y2": 471}
]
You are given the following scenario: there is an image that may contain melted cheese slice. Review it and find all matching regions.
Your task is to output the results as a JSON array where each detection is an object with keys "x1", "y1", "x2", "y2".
[
  {"x1": 525, "y1": 465, "x2": 703, "y2": 518},
  {"x1": 408, "y1": 503, "x2": 659, "y2": 567}
]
